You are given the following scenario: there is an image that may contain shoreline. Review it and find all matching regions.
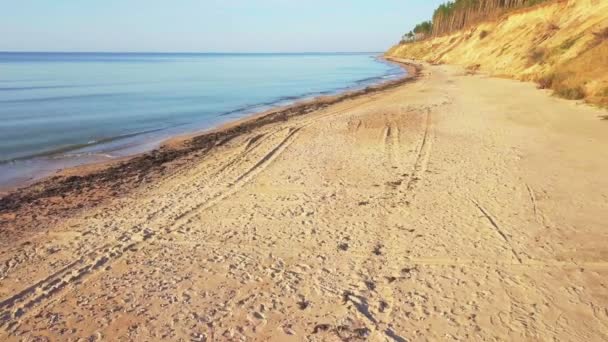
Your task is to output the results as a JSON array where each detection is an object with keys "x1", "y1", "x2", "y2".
[
  {"x1": 0, "y1": 57, "x2": 407, "y2": 194},
  {"x1": 1, "y1": 59, "x2": 608, "y2": 340},
  {"x1": 0, "y1": 60, "x2": 419, "y2": 233}
]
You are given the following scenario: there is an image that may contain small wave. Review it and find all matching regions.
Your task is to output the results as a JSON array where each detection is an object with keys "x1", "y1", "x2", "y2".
[
  {"x1": 218, "y1": 97, "x2": 302, "y2": 117},
  {"x1": 53, "y1": 151, "x2": 116, "y2": 160},
  {"x1": 355, "y1": 76, "x2": 384, "y2": 84},
  {"x1": 0, "y1": 78, "x2": 50, "y2": 83},
  {"x1": 217, "y1": 70, "x2": 403, "y2": 118},
  {"x1": 219, "y1": 105, "x2": 260, "y2": 117},
  {"x1": 0, "y1": 92, "x2": 130, "y2": 104},
  {"x1": 0, "y1": 127, "x2": 167, "y2": 164},
  {"x1": 277, "y1": 95, "x2": 302, "y2": 101},
  {"x1": 0, "y1": 85, "x2": 85, "y2": 92}
]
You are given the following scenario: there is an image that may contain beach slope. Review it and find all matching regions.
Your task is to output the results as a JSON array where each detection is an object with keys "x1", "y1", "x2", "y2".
[
  {"x1": 1, "y1": 61, "x2": 608, "y2": 340},
  {"x1": 386, "y1": 0, "x2": 608, "y2": 107}
]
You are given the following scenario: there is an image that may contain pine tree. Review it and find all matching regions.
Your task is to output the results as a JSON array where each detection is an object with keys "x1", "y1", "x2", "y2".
[{"x1": 405, "y1": 0, "x2": 550, "y2": 39}]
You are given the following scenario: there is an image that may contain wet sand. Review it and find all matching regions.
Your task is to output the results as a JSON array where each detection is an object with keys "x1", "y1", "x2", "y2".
[
  {"x1": 1, "y1": 60, "x2": 608, "y2": 340},
  {"x1": 0, "y1": 62, "x2": 418, "y2": 241}
]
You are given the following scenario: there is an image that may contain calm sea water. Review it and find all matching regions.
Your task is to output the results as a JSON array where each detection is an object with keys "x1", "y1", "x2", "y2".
[{"x1": 0, "y1": 52, "x2": 404, "y2": 187}]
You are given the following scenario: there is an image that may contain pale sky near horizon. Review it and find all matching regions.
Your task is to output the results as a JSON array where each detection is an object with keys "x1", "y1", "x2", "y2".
[{"x1": 1, "y1": 1, "x2": 445, "y2": 53}]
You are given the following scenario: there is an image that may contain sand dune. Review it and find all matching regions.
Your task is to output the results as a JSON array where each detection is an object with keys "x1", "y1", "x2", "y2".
[
  {"x1": 0, "y1": 61, "x2": 607, "y2": 341},
  {"x1": 387, "y1": 0, "x2": 608, "y2": 107}
]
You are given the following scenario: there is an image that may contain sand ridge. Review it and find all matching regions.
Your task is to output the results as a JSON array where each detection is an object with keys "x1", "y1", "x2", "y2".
[{"x1": 0, "y1": 61, "x2": 607, "y2": 340}]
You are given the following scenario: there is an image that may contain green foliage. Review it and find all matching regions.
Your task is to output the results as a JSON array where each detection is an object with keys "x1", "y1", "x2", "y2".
[
  {"x1": 410, "y1": 0, "x2": 551, "y2": 38},
  {"x1": 401, "y1": 21, "x2": 433, "y2": 43},
  {"x1": 413, "y1": 21, "x2": 433, "y2": 35}
]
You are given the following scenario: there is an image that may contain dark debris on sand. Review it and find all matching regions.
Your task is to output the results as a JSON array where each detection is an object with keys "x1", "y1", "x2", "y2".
[{"x1": 0, "y1": 62, "x2": 420, "y2": 240}]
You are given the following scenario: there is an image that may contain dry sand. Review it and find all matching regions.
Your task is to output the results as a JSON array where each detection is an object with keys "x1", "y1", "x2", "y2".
[{"x1": 1, "y1": 60, "x2": 608, "y2": 341}]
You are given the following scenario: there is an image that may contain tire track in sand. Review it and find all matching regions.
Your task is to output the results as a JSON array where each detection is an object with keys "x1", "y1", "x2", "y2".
[
  {"x1": 0, "y1": 90, "x2": 397, "y2": 333},
  {"x1": 471, "y1": 199, "x2": 524, "y2": 264},
  {"x1": 0, "y1": 126, "x2": 304, "y2": 331},
  {"x1": 405, "y1": 107, "x2": 433, "y2": 194}
]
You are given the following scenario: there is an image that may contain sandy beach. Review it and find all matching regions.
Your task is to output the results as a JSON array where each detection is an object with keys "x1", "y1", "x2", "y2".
[{"x1": 1, "y1": 59, "x2": 608, "y2": 340}]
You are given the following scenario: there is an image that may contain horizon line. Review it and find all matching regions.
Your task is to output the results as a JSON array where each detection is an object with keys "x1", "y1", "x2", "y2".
[{"x1": 0, "y1": 50, "x2": 385, "y2": 55}]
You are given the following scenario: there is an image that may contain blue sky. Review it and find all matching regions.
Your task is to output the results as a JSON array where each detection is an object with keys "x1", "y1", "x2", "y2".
[{"x1": 1, "y1": 0, "x2": 445, "y2": 52}]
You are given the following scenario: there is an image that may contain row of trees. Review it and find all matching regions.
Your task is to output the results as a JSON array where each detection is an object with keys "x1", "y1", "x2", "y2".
[
  {"x1": 401, "y1": 21, "x2": 433, "y2": 43},
  {"x1": 402, "y1": 0, "x2": 550, "y2": 41}
]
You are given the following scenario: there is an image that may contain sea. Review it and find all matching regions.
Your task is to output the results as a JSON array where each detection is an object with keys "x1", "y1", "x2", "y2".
[{"x1": 0, "y1": 52, "x2": 405, "y2": 188}]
